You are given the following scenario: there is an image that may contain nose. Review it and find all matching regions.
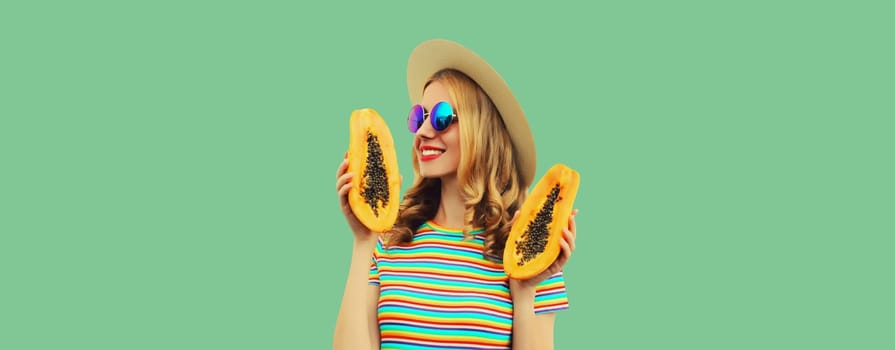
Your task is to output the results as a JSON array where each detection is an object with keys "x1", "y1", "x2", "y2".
[{"x1": 415, "y1": 117, "x2": 437, "y2": 139}]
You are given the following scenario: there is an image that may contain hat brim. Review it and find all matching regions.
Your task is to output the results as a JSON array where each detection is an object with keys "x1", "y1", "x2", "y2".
[{"x1": 407, "y1": 39, "x2": 536, "y2": 187}]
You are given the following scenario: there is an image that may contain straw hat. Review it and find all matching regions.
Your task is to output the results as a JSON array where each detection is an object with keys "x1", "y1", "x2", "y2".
[{"x1": 407, "y1": 39, "x2": 536, "y2": 187}]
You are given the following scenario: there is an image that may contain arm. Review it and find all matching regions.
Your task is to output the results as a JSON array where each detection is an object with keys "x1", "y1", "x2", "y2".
[
  {"x1": 510, "y1": 283, "x2": 557, "y2": 350},
  {"x1": 333, "y1": 156, "x2": 384, "y2": 349},
  {"x1": 509, "y1": 209, "x2": 578, "y2": 350},
  {"x1": 332, "y1": 238, "x2": 380, "y2": 350}
]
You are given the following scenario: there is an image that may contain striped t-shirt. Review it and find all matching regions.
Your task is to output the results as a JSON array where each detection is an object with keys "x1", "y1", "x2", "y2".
[{"x1": 369, "y1": 221, "x2": 570, "y2": 349}]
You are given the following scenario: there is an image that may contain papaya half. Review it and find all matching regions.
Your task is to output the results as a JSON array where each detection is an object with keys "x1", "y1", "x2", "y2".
[
  {"x1": 347, "y1": 108, "x2": 400, "y2": 233},
  {"x1": 504, "y1": 164, "x2": 580, "y2": 280}
]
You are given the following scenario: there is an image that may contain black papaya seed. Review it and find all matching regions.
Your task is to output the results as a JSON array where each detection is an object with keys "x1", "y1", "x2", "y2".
[
  {"x1": 516, "y1": 184, "x2": 561, "y2": 266},
  {"x1": 361, "y1": 131, "x2": 389, "y2": 216}
]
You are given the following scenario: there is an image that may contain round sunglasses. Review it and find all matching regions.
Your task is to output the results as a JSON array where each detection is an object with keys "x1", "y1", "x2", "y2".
[{"x1": 407, "y1": 101, "x2": 459, "y2": 133}]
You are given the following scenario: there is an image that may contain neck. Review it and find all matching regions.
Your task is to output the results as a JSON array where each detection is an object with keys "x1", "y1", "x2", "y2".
[{"x1": 434, "y1": 175, "x2": 465, "y2": 229}]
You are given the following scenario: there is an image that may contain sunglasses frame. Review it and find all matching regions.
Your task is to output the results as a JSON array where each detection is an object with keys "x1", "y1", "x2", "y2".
[{"x1": 408, "y1": 101, "x2": 459, "y2": 133}]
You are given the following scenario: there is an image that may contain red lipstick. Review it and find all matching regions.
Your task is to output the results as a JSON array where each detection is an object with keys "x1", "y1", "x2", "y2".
[{"x1": 419, "y1": 146, "x2": 445, "y2": 162}]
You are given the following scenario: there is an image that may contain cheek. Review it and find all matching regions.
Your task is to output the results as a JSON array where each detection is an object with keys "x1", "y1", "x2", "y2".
[
  {"x1": 412, "y1": 135, "x2": 424, "y2": 154},
  {"x1": 449, "y1": 135, "x2": 462, "y2": 164},
  {"x1": 445, "y1": 126, "x2": 461, "y2": 151}
]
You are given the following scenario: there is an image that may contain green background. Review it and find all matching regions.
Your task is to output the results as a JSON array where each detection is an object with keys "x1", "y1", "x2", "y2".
[{"x1": 2, "y1": 1, "x2": 892, "y2": 349}]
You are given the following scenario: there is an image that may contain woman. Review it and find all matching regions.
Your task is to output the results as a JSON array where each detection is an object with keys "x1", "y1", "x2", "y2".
[{"x1": 334, "y1": 39, "x2": 578, "y2": 350}]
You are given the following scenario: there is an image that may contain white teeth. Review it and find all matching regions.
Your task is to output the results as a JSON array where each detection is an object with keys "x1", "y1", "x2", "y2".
[{"x1": 421, "y1": 149, "x2": 444, "y2": 156}]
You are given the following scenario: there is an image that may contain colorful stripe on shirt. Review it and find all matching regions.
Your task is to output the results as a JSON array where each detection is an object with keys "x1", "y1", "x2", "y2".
[{"x1": 369, "y1": 221, "x2": 570, "y2": 349}]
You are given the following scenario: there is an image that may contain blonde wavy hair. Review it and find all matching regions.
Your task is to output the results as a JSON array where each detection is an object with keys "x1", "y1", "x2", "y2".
[{"x1": 386, "y1": 69, "x2": 526, "y2": 262}]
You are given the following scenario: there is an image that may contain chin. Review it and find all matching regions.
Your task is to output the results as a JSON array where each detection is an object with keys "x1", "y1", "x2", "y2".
[
  {"x1": 418, "y1": 169, "x2": 443, "y2": 179},
  {"x1": 419, "y1": 167, "x2": 456, "y2": 180}
]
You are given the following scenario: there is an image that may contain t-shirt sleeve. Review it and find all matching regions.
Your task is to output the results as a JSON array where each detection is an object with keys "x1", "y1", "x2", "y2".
[
  {"x1": 533, "y1": 271, "x2": 570, "y2": 314},
  {"x1": 368, "y1": 238, "x2": 384, "y2": 286}
]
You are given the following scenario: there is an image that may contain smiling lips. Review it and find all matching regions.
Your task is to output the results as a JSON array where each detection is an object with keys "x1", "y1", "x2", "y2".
[{"x1": 419, "y1": 146, "x2": 445, "y2": 161}]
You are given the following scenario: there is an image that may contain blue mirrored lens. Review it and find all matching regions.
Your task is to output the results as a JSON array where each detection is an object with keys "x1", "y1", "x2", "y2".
[
  {"x1": 408, "y1": 105, "x2": 425, "y2": 133},
  {"x1": 431, "y1": 102, "x2": 454, "y2": 131}
]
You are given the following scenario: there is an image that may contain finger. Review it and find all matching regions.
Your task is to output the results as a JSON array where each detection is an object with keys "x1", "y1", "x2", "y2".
[
  {"x1": 336, "y1": 158, "x2": 349, "y2": 178},
  {"x1": 569, "y1": 209, "x2": 577, "y2": 234},
  {"x1": 563, "y1": 227, "x2": 576, "y2": 252},
  {"x1": 551, "y1": 247, "x2": 569, "y2": 273},
  {"x1": 510, "y1": 210, "x2": 520, "y2": 224},
  {"x1": 336, "y1": 172, "x2": 354, "y2": 191},
  {"x1": 559, "y1": 238, "x2": 572, "y2": 262},
  {"x1": 567, "y1": 215, "x2": 577, "y2": 245},
  {"x1": 338, "y1": 182, "x2": 353, "y2": 198}
]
